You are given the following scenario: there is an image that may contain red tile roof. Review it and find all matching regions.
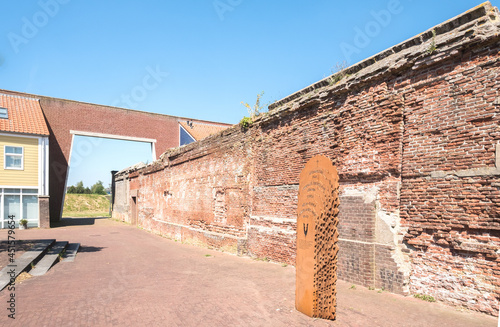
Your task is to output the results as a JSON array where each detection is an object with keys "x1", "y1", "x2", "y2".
[
  {"x1": 0, "y1": 93, "x2": 49, "y2": 136},
  {"x1": 179, "y1": 121, "x2": 230, "y2": 141}
]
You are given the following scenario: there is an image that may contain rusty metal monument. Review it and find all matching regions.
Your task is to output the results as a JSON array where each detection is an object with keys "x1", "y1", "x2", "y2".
[{"x1": 296, "y1": 155, "x2": 339, "y2": 320}]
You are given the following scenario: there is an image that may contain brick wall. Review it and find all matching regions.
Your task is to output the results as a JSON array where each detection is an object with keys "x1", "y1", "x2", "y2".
[
  {"x1": 113, "y1": 3, "x2": 500, "y2": 315},
  {"x1": 0, "y1": 89, "x2": 230, "y2": 223},
  {"x1": 38, "y1": 196, "x2": 50, "y2": 229},
  {"x1": 397, "y1": 32, "x2": 500, "y2": 315},
  {"x1": 126, "y1": 128, "x2": 253, "y2": 253},
  {"x1": 37, "y1": 96, "x2": 183, "y2": 222}
]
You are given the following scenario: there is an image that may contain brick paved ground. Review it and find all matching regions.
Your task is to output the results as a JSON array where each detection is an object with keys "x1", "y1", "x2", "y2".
[{"x1": 0, "y1": 218, "x2": 497, "y2": 326}]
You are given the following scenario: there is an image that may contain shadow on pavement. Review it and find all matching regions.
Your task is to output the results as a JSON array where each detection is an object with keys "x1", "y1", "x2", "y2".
[
  {"x1": 52, "y1": 217, "x2": 110, "y2": 228},
  {"x1": 0, "y1": 239, "x2": 40, "y2": 254},
  {"x1": 78, "y1": 245, "x2": 106, "y2": 253},
  {"x1": 0, "y1": 240, "x2": 106, "y2": 254}
]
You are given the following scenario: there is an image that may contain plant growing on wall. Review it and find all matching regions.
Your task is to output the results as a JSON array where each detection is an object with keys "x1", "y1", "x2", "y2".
[
  {"x1": 240, "y1": 91, "x2": 266, "y2": 128},
  {"x1": 239, "y1": 116, "x2": 253, "y2": 128},
  {"x1": 328, "y1": 61, "x2": 350, "y2": 85},
  {"x1": 427, "y1": 29, "x2": 438, "y2": 54}
]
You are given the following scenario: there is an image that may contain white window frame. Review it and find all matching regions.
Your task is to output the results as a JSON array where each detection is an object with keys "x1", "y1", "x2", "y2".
[
  {"x1": 4, "y1": 145, "x2": 24, "y2": 170},
  {"x1": 0, "y1": 187, "x2": 39, "y2": 228}
]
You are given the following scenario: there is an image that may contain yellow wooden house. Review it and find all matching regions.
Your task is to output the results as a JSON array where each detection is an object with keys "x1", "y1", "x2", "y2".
[{"x1": 0, "y1": 93, "x2": 49, "y2": 228}]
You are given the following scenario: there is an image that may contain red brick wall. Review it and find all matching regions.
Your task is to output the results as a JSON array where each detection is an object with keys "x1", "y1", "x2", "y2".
[
  {"x1": 398, "y1": 44, "x2": 500, "y2": 316},
  {"x1": 0, "y1": 89, "x2": 229, "y2": 222},
  {"x1": 37, "y1": 97, "x2": 180, "y2": 222},
  {"x1": 117, "y1": 89, "x2": 407, "y2": 286},
  {"x1": 113, "y1": 4, "x2": 500, "y2": 315},
  {"x1": 131, "y1": 128, "x2": 252, "y2": 252}
]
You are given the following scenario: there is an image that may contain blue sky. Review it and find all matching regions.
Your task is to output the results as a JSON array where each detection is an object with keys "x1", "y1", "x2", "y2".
[
  {"x1": 1, "y1": 0, "x2": 497, "y2": 188},
  {"x1": 66, "y1": 136, "x2": 153, "y2": 188}
]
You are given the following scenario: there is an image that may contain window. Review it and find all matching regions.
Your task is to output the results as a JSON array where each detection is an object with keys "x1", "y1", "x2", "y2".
[
  {"x1": 1, "y1": 188, "x2": 39, "y2": 228},
  {"x1": 23, "y1": 195, "x2": 38, "y2": 220},
  {"x1": 0, "y1": 107, "x2": 7, "y2": 119},
  {"x1": 4, "y1": 146, "x2": 23, "y2": 170},
  {"x1": 180, "y1": 126, "x2": 195, "y2": 146},
  {"x1": 4, "y1": 194, "x2": 20, "y2": 221}
]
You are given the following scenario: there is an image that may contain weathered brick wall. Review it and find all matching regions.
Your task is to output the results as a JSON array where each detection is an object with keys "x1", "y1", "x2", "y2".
[
  {"x1": 248, "y1": 97, "x2": 406, "y2": 294},
  {"x1": 127, "y1": 128, "x2": 253, "y2": 253},
  {"x1": 113, "y1": 3, "x2": 500, "y2": 316},
  {"x1": 398, "y1": 44, "x2": 500, "y2": 314}
]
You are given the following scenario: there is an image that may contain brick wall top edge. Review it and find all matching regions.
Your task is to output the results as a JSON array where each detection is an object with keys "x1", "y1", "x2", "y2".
[
  {"x1": 267, "y1": 2, "x2": 500, "y2": 112},
  {"x1": 116, "y1": 124, "x2": 246, "y2": 177},
  {"x1": 0, "y1": 88, "x2": 232, "y2": 126},
  {"x1": 114, "y1": 162, "x2": 148, "y2": 178},
  {"x1": 159, "y1": 124, "x2": 244, "y2": 158},
  {"x1": 115, "y1": 2, "x2": 500, "y2": 180}
]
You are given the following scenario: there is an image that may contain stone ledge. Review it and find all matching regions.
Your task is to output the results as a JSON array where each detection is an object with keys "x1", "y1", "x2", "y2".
[
  {"x1": 430, "y1": 167, "x2": 500, "y2": 178},
  {"x1": 248, "y1": 225, "x2": 296, "y2": 236},
  {"x1": 267, "y1": 1, "x2": 500, "y2": 113},
  {"x1": 152, "y1": 218, "x2": 246, "y2": 240}
]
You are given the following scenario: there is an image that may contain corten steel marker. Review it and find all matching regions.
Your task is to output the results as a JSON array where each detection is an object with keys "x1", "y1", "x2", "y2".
[{"x1": 296, "y1": 155, "x2": 339, "y2": 320}]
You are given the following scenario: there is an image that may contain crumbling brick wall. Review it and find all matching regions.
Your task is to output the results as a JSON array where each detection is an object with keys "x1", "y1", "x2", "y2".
[
  {"x1": 400, "y1": 46, "x2": 500, "y2": 314},
  {"x1": 113, "y1": 3, "x2": 500, "y2": 316},
  {"x1": 247, "y1": 97, "x2": 408, "y2": 295},
  {"x1": 127, "y1": 128, "x2": 253, "y2": 253}
]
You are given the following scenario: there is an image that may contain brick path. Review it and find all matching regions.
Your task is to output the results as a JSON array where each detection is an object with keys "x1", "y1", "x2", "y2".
[{"x1": 0, "y1": 218, "x2": 497, "y2": 326}]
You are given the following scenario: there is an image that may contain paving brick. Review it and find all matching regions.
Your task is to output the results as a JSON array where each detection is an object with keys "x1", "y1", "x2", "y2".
[{"x1": 0, "y1": 219, "x2": 496, "y2": 326}]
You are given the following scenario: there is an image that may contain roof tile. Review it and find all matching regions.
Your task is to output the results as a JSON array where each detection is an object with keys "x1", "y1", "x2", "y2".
[
  {"x1": 179, "y1": 121, "x2": 230, "y2": 141},
  {"x1": 0, "y1": 93, "x2": 49, "y2": 136}
]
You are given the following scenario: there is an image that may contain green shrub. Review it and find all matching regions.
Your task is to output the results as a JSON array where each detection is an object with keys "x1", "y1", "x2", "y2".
[{"x1": 239, "y1": 116, "x2": 253, "y2": 129}]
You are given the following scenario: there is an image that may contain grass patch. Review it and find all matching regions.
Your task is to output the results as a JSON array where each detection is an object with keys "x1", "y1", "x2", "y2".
[
  {"x1": 63, "y1": 211, "x2": 110, "y2": 218},
  {"x1": 63, "y1": 194, "x2": 110, "y2": 217},
  {"x1": 413, "y1": 294, "x2": 436, "y2": 302}
]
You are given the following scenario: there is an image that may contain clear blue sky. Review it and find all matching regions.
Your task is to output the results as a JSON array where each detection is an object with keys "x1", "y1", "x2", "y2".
[
  {"x1": 1, "y1": 1, "x2": 497, "y2": 188},
  {"x1": 66, "y1": 136, "x2": 153, "y2": 189}
]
